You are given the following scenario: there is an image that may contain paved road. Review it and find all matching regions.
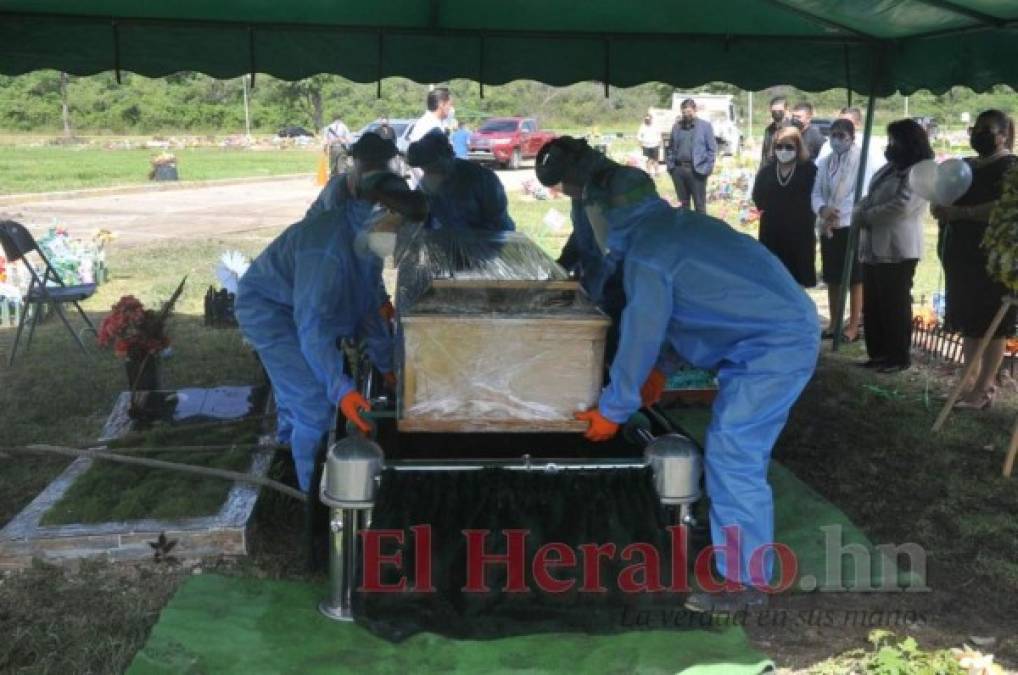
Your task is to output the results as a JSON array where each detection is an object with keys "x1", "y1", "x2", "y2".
[
  {"x1": 0, "y1": 177, "x2": 320, "y2": 246},
  {"x1": 0, "y1": 167, "x2": 538, "y2": 247}
]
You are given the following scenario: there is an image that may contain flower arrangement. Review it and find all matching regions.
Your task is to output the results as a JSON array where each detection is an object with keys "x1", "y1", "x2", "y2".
[
  {"x1": 92, "y1": 228, "x2": 115, "y2": 250},
  {"x1": 151, "y1": 152, "x2": 177, "y2": 167},
  {"x1": 97, "y1": 278, "x2": 186, "y2": 361},
  {"x1": 983, "y1": 167, "x2": 1018, "y2": 293}
]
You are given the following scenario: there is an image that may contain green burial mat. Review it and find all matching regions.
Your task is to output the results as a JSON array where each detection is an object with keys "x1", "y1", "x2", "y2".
[
  {"x1": 664, "y1": 407, "x2": 921, "y2": 591},
  {"x1": 128, "y1": 574, "x2": 774, "y2": 675}
]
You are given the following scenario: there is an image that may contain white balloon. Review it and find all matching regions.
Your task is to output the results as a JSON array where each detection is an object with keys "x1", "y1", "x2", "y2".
[
  {"x1": 934, "y1": 158, "x2": 973, "y2": 206},
  {"x1": 908, "y1": 159, "x2": 938, "y2": 201}
]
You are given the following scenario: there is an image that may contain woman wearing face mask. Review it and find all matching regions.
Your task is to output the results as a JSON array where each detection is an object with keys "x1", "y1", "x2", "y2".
[
  {"x1": 932, "y1": 109, "x2": 1018, "y2": 409},
  {"x1": 852, "y1": 119, "x2": 933, "y2": 373},
  {"x1": 751, "y1": 127, "x2": 818, "y2": 287},
  {"x1": 812, "y1": 118, "x2": 877, "y2": 342}
]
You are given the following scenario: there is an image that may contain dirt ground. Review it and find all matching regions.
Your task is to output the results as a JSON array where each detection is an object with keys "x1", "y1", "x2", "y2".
[{"x1": 0, "y1": 169, "x2": 539, "y2": 246}]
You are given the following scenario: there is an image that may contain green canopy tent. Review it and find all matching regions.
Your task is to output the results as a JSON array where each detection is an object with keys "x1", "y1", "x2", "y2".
[
  {"x1": 4, "y1": 0, "x2": 1018, "y2": 339},
  {"x1": 2, "y1": 1, "x2": 1018, "y2": 93}
]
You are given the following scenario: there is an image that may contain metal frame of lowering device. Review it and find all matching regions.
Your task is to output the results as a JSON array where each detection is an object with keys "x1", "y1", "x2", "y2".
[{"x1": 317, "y1": 352, "x2": 706, "y2": 621}]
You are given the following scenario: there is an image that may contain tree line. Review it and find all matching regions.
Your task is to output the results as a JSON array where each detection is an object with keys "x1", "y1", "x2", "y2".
[{"x1": 0, "y1": 70, "x2": 1012, "y2": 136}]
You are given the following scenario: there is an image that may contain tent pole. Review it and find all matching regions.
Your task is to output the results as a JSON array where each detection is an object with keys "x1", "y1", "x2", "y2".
[
  {"x1": 479, "y1": 35, "x2": 485, "y2": 99},
  {"x1": 832, "y1": 58, "x2": 880, "y2": 350},
  {"x1": 747, "y1": 91, "x2": 753, "y2": 144},
  {"x1": 843, "y1": 44, "x2": 852, "y2": 107}
]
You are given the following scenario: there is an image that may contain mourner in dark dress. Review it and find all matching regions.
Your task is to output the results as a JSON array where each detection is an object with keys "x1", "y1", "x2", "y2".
[
  {"x1": 933, "y1": 109, "x2": 1018, "y2": 410},
  {"x1": 752, "y1": 126, "x2": 818, "y2": 287}
]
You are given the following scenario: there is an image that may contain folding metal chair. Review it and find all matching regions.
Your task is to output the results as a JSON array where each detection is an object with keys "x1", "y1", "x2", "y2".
[{"x1": 0, "y1": 220, "x2": 98, "y2": 365}]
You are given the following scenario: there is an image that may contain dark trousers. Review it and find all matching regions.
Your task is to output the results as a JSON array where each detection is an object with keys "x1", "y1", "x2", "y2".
[
  {"x1": 670, "y1": 164, "x2": 708, "y2": 213},
  {"x1": 862, "y1": 260, "x2": 917, "y2": 366}
]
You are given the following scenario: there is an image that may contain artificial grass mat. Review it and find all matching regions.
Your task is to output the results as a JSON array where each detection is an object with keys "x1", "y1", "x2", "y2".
[
  {"x1": 128, "y1": 574, "x2": 774, "y2": 675},
  {"x1": 128, "y1": 406, "x2": 912, "y2": 673}
]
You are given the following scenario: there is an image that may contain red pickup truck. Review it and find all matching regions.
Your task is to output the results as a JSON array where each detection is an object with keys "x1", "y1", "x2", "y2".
[{"x1": 467, "y1": 117, "x2": 556, "y2": 170}]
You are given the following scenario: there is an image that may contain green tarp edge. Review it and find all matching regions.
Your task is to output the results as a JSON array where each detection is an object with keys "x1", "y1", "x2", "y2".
[{"x1": 126, "y1": 574, "x2": 775, "y2": 675}]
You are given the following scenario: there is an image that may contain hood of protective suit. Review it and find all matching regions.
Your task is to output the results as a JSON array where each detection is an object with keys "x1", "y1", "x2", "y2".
[{"x1": 582, "y1": 166, "x2": 670, "y2": 256}]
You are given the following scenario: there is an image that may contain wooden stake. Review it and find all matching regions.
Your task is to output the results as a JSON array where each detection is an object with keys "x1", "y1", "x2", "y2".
[
  {"x1": 932, "y1": 298, "x2": 1014, "y2": 432},
  {"x1": 13, "y1": 444, "x2": 306, "y2": 502},
  {"x1": 1002, "y1": 416, "x2": 1018, "y2": 478}
]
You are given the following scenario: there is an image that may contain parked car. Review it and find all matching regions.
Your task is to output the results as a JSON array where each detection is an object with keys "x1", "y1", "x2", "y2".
[
  {"x1": 350, "y1": 119, "x2": 413, "y2": 148},
  {"x1": 349, "y1": 118, "x2": 416, "y2": 176},
  {"x1": 276, "y1": 125, "x2": 314, "y2": 138},
  {"x1": 467, "y1": 117, "x2": 556, "y2": 170}
]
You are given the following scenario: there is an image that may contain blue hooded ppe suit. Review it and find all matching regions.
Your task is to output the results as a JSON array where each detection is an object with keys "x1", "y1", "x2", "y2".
[
  {"x1": 595, "y1": 188, "x2": 819, "y2": 588},
  {"x1": 558, "y1": 198, "x2": 626, "y2": 365},
  {"x1": 422, "y1": 159, "x2": 516, "y2": 232},
  {"x1": 236, "y1": 176, "x2": 394, "y2": 491}
]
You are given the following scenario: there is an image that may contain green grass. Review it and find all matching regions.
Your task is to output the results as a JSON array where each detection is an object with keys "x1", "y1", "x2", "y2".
[
  {"x1": 40, "y1": 447, "x2": 254, "y2": 525},
  {"x1": 0, "y1": 146, "x2": 318, "y2": 194},
  {"x1": 2, "y1": 170, "x2": 1018, "y2": 670}
]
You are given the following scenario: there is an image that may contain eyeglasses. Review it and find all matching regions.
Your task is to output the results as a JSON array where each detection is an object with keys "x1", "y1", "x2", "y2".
[{"x1": 774, "y1": 144, "x2": 797, "y2": 151}]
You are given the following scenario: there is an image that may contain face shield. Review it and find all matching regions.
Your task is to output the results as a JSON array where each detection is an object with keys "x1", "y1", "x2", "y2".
[
  {"x1": 356, "y1": 207, "x2": 403, "y2": 259},
  {"x1": 348, "y1": 158, "x2": 391, "y2": 199},
  {"x1": 582, "y1": 166, "x2": 661, "y2": 256},
  {"x1": 419, "y1": 157, "x2": 455, "y2": 194},
  {"x1": 583, "y1": 201, "x2": 612, "y2": 255}
]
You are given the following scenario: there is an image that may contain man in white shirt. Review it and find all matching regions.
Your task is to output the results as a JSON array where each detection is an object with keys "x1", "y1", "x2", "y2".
[
  {"x1": 637, "y1": 114, "x2": 661, "y2": 175},
  {"x1": 323, "y1": 116, "x2": 351, "y2": 176},
  {"x1": 408, "y1": 87, "x2": 454, "y2": 186}
]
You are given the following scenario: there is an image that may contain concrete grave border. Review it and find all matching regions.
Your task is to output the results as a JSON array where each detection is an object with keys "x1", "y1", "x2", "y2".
[{"x1": 0, "y1": 388, "x2": 272, "y2": 570}]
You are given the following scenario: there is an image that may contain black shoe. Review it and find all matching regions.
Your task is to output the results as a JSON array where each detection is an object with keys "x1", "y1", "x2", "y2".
[
  {"x1": 878, "y1": 362, "x2": 911, "y2": 374},
  {"x1": 821, "y1": 329, "x2": 835, "y2": 340},
  {"x1": 856, "y1": 359, "x2": 887, "y2": 369},
  {"x1": 684, "y1": 588, "x2": 770, "y2": 613}
]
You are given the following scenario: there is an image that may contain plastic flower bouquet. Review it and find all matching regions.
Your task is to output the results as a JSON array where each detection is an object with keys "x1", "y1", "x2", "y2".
[
  {"x1": 96, "y1": 295, "x2": 171, "y2": 361},
  {"x1": 96, "y1": 277, "x2": 186, "y2": 362}
]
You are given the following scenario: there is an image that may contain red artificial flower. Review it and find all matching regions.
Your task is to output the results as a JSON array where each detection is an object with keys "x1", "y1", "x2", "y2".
[{"x1": 96, "y1": 295, "x2": 172, "y2": 360}]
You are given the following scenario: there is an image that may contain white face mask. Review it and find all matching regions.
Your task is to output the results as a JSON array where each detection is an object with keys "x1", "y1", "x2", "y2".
[
  {"x1": 367, "y1": 231, "x2": 397, "y2": 259},
  {"x1": 584, "y1": 203, "x2": 612, "y2": 255},
  {"x1": 775, "y1": 149, "x2": 797, "y2": 164}
]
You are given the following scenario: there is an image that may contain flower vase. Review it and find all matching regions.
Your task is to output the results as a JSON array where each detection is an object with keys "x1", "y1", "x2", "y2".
[{"x1": 126, "y1": 355, "x2": 161, "y2": 392}]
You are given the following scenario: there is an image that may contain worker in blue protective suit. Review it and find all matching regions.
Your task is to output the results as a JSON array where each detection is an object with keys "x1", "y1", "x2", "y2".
[
  {"x1": 236, "y1": 134, "x2": 428, "y2": 492},
  {"x1": 542, "y1": 144, "x2": 820, "y2": 612},
  {"x1": 536, "y1": 137, "x2": 626, "y2": 365},
  {"x1": 406, "y1": 128, "x2": 515, "y2": 232}
]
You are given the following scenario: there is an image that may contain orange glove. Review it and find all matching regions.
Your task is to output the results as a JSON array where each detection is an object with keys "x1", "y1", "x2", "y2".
[
  {"x1": 379, "y1": 300, "x2": 396, "y2": 322},
  {"x1": 340, "y1": 391, "x2": 372, "y2": 434},
  {"x1": 575, "y1": 409, "x2": 620, "y2": 442},
  {"x1": 640, "y1": 369, "x2": 667, "y2": 407},
  {"x1": 382, "y1": 371, "x2": 398, "y2": 390}
]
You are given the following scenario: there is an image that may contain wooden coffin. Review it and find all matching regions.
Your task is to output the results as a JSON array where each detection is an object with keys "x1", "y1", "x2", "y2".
[{"x1": 399, "y1": 280, "x2": 610, "y2": 432}]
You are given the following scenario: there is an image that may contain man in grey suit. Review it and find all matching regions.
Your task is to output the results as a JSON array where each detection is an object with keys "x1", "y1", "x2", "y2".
[{"x1": 666, "y1": 98, "x2": 717, "y2": 213}]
